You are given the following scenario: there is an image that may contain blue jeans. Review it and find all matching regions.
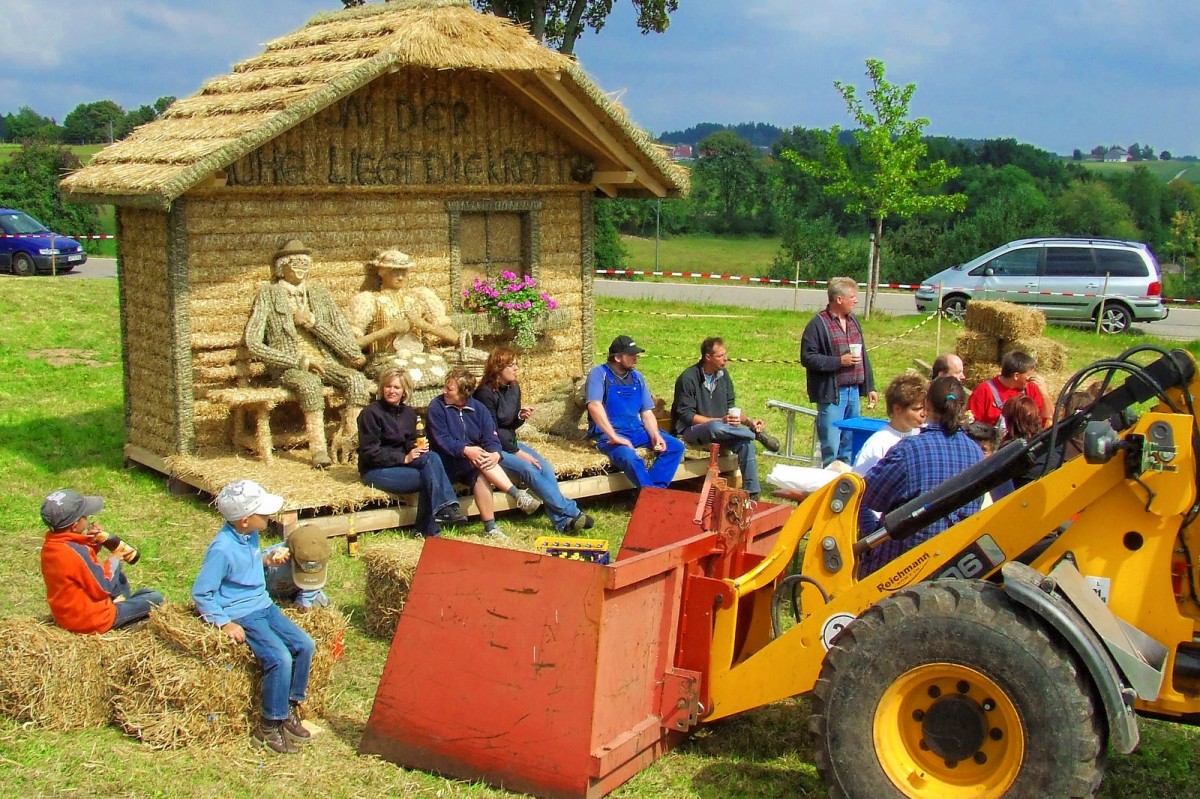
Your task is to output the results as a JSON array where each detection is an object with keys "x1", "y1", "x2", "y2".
[
  {"x1": 596, "y1": 427, "x2": 686, "y2": 489},
  {"x1": 817, "y1": 386, "x2": 861, "y2": 466},
  {"x1": 112, "y1": 587, "x2": 164, "y2": 628},
  {"x1": 236, "y1": 604, "x2": 315, "y2": 721},
  {"x1": 500, "y1": 444, "x2": 581, "y2": 531},
  {"x1": 362, "y1": 451, "x2": 459, "y2": 537},
  {"x1": 681, "y1": 420, "x2": 760, "y2": 494}
]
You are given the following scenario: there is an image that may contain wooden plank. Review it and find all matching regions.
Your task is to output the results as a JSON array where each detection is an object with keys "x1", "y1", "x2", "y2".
[{"x1": 536, "y1": 72, "x2": 668, "y2": 198}]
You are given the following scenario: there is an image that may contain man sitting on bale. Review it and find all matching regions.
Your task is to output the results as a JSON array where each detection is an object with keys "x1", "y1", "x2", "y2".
[
  {"x1": 245, "y1": 239, "x2": 372, "y2": 468},
  {"x1": 40, "y1": 489, "x2": 164, "y2": 634},
  {"x1": 586, "y1": 335, "x2": 685, "y2": 494},
  {"x1": 671, "y1": 336, "x2": 780, "y2": 500},
  {"x1": 193, "y1": 479, "x2": 316, "y2": 755}
]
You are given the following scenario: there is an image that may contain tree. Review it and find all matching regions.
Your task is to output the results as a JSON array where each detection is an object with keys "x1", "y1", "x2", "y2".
[
  {"x1": 1161, "y1": 150, "x2": 1173, "y2": 161},
  {"x1": 1055, "y1": 180, "x2": 1138, "y2": 240},
  {"x1": 782, "y1": 59, "x2": 966, "y2": 316},
  {"x1": 3, "y1": 106, "x2": 60, "y2": 143},
  {"x1": 1072, "y1": 149, "x2": 1083, "y2": 161},
  {"x1": 0, "y1": 143, "x2": 100, "y2": 238},
  {"x1": 691, "y1": 131, "x2": 766, "y2": 233},
  {"x1": 62, "y1": 100, "x2": 126, "y2": 144},
  {"x1": 472, "y1": 0, "x2": 678, "y2": 55}
]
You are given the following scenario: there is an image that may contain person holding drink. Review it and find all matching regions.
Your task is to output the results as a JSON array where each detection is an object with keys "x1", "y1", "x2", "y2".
[
  {"x1": 671, "y1": 337, "x2": 780, "y2": 501},
  {"x1": 39, "y1": 488, "x2": 164, "y2": 634},
  {"x1": 357, "y1": 367, "x2": 468, "y2": 538},
  {"x1": 801, "y1": 277, "x2": 878, "y2": 466}
]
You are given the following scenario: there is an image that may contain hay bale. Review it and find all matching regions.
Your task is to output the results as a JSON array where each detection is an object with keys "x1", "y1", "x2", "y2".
[
  {"x1": 964, "y1": 363, "x2": 996, "y2": 391},
  {"x1": 964, "y1": 300, "x2": 1045, "y2": 339},
  {"x1": 113, "y1": 633, "x2": 258, "y2": 749},
  {"x1": 113, "y1": 602, "x2": 347, "y2": 748},
  {"x1": 1001, "y1": 336, "x2": 1068, "y2": 372},
  {"x1": 525, "y1": 375, "x2": 588, "y2": 440},
  {"x1": 955, "y1": 330, "x2": 1001, "y2": 369},
  {"x1": 0, "y1": 617, "x2": 138, "y2": 731},
  {"x1": 362, "y1": 538, "x2": 425, "y2": 638}
]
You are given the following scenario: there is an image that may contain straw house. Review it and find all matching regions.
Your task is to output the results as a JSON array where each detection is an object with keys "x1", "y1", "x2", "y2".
[{"x1": 61, "y1": 0, "x2": 694, "y2": 527}]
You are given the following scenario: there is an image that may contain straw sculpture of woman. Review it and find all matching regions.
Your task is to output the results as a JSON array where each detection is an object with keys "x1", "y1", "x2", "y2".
[{"x1": 346, "y1": 248, "x2": 483, "y2": 391}]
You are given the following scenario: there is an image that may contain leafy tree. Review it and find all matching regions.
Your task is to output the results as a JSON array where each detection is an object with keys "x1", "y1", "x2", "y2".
[
  {"x1": 3, "y1": 106, "x2": 60, "y2": 143},
  {"x1": 1111, "y1": 165, "x2": 1166, "y2": 246},
  {"x1": 154, "y1": 96, "x2": 177, "y2": 116},
  {"x1": 691, "y1": 131, "x2": 767, "y2": 233},
  {"x1": 772, "y1": 214, "x2": 869, "y2": 283},
  {"x1": 1072, "y1": 149, "x2": 1084, "y2": 161},
  {"x1": 62, "y1": 100, "x2": 126, "y2": 144},
  {"x1": 1055, "y1": 180, "x2": 1138, "y2": 240},
  {"x1": 0, "y1": 143, "x2": 100, "y2": 238},
  {"x1": 1090, "y1": 145, "x2": 1107, "y2": 158},
  {"x1": 121, "y1": 105, "x2": 158, "y2": 138},
  {"x1": 472, "y1": 0, "x2": 678, "y2": 55},
  {"x1": 782, "y1": 59, "x2": 966, "y2": 316},
  {"x1": 593, "y1": 198, "x2": 627, "y2": 270},
  {"x1": 1161, "y1": 150, "x2": 1173, "y2": 161}
]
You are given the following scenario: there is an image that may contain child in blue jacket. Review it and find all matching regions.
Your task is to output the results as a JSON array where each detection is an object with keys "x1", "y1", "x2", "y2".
[{"x1": 192, "y1": 479, "x2": 315, "y2": 755}]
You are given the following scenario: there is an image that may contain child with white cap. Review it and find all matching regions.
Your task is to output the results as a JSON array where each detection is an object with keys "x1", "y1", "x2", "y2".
[{"x1": 192, "y1": 479, "x2": 315, "y2": 755}]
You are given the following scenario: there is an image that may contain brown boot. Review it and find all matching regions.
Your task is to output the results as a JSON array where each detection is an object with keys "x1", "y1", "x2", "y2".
[
  {"x1": 283, "y1": 702, "x2": 310, "y2": 744},
  {"x1": 304, "y1": 410, "x2": 331, "y2": 469},
  {"x1": 253, "y1": 718, "x2": 299, "y2": 754}
]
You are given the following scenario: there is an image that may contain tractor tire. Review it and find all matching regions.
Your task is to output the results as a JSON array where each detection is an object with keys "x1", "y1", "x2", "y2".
[{"x1": 811, "y1": 580, "x2": 1105, "y2": 799}]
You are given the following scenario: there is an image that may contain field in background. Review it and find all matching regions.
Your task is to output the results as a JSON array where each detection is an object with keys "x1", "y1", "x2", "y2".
[
  {"x1": 621, "y1": 233, "x2": 782, "y2": 276},
  {"x1": 2, "y1": 277, "x2": 1199, "y2": 797},
  {"x1": 1078, "y1": 159, "x2": 1200, "y2": 184}
]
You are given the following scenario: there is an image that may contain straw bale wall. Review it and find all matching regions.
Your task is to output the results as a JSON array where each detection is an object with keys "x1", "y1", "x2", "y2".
[{"x1": 119, "y1": 208, "x2": 176, "y2": 455}]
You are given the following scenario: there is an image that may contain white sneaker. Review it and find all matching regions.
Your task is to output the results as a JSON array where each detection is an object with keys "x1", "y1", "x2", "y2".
[
  {"x1": 514, "y1": 489, "x2": 542, "y2": 515},
  {"x1": 484, "y1": 526, "x2": 510, "y2": 542}
]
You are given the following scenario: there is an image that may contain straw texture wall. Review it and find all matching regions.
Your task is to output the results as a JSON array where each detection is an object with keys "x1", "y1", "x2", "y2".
[{"x1": 119, "y1": 207, "x2": 176, "y2": 454}]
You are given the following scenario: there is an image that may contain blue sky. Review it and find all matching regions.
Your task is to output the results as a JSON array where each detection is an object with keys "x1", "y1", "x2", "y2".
[{"x1": 4, "y1": 1, "x2": 1196, "y2": 156}]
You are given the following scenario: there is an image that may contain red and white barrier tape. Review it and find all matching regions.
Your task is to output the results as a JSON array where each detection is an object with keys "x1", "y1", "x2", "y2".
[{"x1": 593, "y1": 269, "x2": 1200, "y2": 305}]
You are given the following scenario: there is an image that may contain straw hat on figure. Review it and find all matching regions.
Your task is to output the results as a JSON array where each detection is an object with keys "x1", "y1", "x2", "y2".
[
  {"x1": 346, "y1": 248, "x2": 482, "y2": 390},
  {"x1": 245, "y1": 239, "x2": 372, "y2": 468}
]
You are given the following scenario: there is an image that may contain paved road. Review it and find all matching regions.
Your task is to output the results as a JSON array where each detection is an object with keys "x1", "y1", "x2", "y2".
[
  {"x1": 596, "y1": 279, "x2": 1200, "y2": 341},
  {"x1": 11, "y1": 260, "x2": 1196, "y2": 340}
]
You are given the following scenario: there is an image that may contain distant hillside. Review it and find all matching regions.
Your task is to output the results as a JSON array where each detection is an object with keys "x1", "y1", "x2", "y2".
[
  {"x1": 1078, "y1": 160, "x2": 1200, "y2": 185},
  {"x1": 659, "y1": 122, "x2": 785, "y2": 149}
]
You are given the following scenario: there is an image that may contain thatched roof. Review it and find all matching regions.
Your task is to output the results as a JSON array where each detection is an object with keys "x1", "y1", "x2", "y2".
[{"x1": 61, "y1": 0, "x2": 687, "y2": 209}]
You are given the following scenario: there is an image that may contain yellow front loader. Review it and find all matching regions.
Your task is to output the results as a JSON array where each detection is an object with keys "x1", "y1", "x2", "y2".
[{"x1": 363, "y1": 346, "x2": 1200, "y2": 799}]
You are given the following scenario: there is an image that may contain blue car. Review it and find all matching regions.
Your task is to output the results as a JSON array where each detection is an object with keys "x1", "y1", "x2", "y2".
[{"x1": 0, "y1": 208, "x2": 88, "y2": 276}]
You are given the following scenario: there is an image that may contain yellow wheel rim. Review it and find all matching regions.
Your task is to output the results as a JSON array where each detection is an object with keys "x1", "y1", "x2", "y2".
[{"x1": 874, "y1": 663, "x2": 1025, "y2": 799}]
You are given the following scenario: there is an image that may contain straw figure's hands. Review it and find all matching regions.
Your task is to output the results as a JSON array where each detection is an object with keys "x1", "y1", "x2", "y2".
[{"x1": 293, "y1": 307, "x2": 316, "y2": 330}]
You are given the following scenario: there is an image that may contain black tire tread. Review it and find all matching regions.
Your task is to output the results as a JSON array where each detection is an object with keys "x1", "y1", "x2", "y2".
[{"x1": 810, "y1": 579, "x2": 1105, "y2": 799}]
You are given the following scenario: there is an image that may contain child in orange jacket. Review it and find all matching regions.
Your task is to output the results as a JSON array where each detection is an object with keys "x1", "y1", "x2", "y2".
[{"x1": 39, "y1": 489, "x2": 163, "y2": 634}]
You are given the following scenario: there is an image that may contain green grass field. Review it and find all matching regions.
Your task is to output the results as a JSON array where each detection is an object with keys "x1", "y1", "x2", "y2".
[
  {"x1": 621, "y1": 233, "x2": 783, "y2": 276},
  {"x1": 2, "y1": 279, "x2": 1200, "y2": 797},
  {"x1": 1078, "y1": 159, "x2": 1200, "y2": 184}
]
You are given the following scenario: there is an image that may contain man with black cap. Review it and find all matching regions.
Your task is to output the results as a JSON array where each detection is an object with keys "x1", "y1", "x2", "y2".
[
  {"x1": 39, "y1": 488, "x2": 164, "y2": 634},
  {"x1": 585, "y1": 335, "x2": 685, "y2": 492}
]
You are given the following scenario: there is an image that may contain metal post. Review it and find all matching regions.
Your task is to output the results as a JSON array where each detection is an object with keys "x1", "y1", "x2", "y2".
[
  {"x1": 654, "y1": 199, "x2": 661, "y2": 271},
  {"x1": 792, "y1": 260, "x2": 800, "y2": 312}
]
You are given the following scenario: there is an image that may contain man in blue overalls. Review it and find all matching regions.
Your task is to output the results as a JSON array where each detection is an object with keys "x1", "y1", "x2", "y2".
[{"x1": 586, "y1": 335, "x2": 685, "y2": 492}]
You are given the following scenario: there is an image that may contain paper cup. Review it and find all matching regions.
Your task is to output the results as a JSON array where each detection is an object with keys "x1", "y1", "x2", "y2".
[
  {"x1": 729, "y1": 407, "x2": 742, "y2": 418},
  {"x1": 848, "y1": 344, "x2": 862, "y2": 358}
]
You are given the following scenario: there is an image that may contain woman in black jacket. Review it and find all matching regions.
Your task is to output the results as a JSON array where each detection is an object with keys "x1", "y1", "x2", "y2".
[{"x1": 357, "y1": 367, "x2": 466, "y2": 537}]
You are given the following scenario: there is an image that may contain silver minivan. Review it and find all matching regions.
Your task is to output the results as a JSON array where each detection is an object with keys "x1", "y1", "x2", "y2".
[{"x1": 914, "y1": 238, "x2": 1169, "y2": 334}]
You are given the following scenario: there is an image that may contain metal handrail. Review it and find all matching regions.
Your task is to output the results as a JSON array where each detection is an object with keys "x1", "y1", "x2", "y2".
[{"x1": 765, "y1": 399, "x2": 821, "y2": 466}]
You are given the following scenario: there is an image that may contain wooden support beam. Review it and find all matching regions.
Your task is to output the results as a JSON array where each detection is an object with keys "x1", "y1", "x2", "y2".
[
  {"x1": 591, "y1": 171, "x2": 635, "y2": 184},
  {"x1": 535, "y1": 72, "x2": 668, "y2": 198},
  {"x1": 493, "y1": 72, "x2": 618, "y2": 165}
]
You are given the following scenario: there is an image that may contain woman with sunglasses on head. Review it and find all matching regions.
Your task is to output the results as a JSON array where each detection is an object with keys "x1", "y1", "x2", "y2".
[{"x1": 475, "y1": 346, "x2": 594, "y2": 534}]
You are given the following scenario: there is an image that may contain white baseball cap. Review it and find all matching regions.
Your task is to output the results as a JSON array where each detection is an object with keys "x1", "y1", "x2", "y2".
[{"x1": 215, "y1": 479, "x2": 285, "y2": 522}]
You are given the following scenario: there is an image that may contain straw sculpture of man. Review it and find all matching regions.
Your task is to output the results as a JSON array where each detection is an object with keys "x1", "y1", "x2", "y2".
[
  {"x1": 346, "y1": 248, "x2": 485, "y2": 391},
  {"x1": 245, "y1": 239, "x2": 372, "y2": 468}
]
